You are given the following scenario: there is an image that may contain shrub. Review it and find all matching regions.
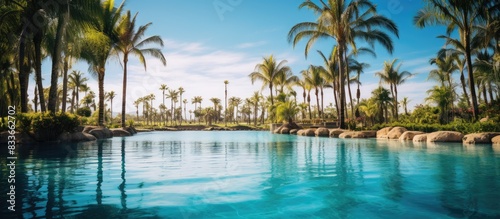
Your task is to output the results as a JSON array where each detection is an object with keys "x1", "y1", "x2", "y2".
[
  {"x1": 16, "y1": 113, "x2": 34, "y2": 133},
  {"x1": 31, "y1": 112, "x2": 81, "y2": 141},
  {"x1": 76, "y1": 107, "x2": 92, "y2": 117},
  {"x1": 126, "y1": 119, "x2": 134, "y2": 127}
]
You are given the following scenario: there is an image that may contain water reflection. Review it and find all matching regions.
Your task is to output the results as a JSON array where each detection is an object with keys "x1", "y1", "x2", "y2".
[{"x1": 0, "y1": 131, "x2": 499, "y2": 218}]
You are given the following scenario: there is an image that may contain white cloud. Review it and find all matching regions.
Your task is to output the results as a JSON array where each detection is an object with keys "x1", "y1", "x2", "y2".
[{"x1": 236, "y1": 41, "x2": 267, "y2": 49}]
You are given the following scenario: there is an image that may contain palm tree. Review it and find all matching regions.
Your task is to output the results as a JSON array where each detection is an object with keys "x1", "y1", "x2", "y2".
[
  {"x1": 166, "y1": 89, "x2": 178, "y2": 125},
  {"x1": 229, "y1": 97, "x2": 242, "y2": 123},
  {"x1": 224, "y1": 80, "x2": 229, "y2": 127},
  {"x1": 276, "y1": 100, "x2": 299, "y2": 125},
  {"x1": 192, "y1": 96, "x2": 203, "y2": 123},
  {"x1": 159, "y1": 84, "x2": 168, "y2": 106},
  {"x1": 134, "y1": 99, "x2": 141, "y2": 120},
  {"x1": 115, "y1": 10, "x2": 166, "y2": 128},
  {"x1": 401, "y1": 97, "x2": 411, "y2": 115},
  {"x1": 302, "y1": 65, "x2": 324, "y2": 119},
  {"x1": 79, "y1": 0, "x2": 125, "y2": 126},
  {"x1": 47, "y1": 0, "x2": 101, "y2": 113},
  {"x1": 249, "y1": 92, "x2": 261, "y2": 126},
  {"x1": 178, "y1": 87, "x2": 185, "y2": 124},
  {"x1": 249, "y1": 55, "x2": 292, "y2": 107},
  {"x1": 414, "y1": 0, "x2": 496, "y2": 121},
  {"x1": 426, "y1": 86, "x2": 453, "y2": 124},
  {"x1": 288, "y1": 0, "x2": 399, "y2": 128},
  {"x1": 68, "y1": 70, "x2": 88, "y2": 111},
  {"x1": 372, "y1": 86, "x2": 393, "y2": 123},
  {"x1": 106, "y1": 91, "x2": 116, "y2": 123},
  {"x1": 183, "y1": 99, "x2": 188, "y2": 124},
  {"x1": 209, "y1": 97, "x2": 221, "y2": 124},
  {"x1": 375, "y1": 59, "x2": 412, "y2": 120}
]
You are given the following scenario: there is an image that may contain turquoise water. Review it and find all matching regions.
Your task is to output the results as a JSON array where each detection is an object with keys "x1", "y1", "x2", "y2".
[{"x1": 1, "y1": 131, "x2": 500, "y2": 218}]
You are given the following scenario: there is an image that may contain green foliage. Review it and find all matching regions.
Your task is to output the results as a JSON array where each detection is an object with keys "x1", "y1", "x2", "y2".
[
  {"x1": 76, "y1": 107, "x2": 92, "y2": 117},
  {"x1": 30, "y1": 112, "x2": 81, "y2": 141},
  {"x1": 16, "y1": 113, "x2": 34, "y2": 133},
  {"x1": 126, "y1": 119, "x2": 134, "y2": 127}
]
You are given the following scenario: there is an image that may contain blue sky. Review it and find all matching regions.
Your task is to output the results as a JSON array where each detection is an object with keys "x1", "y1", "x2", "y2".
[{"x1": 38, "y1": 0, "x2": 451, "y2": 115}]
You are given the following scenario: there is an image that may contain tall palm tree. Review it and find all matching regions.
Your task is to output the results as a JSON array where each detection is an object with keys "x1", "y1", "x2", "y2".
[
  {"x1": 224, "y1": 80, "x2": 229, "y2": 127},
  {"x1": 68, "y1": 70, "x2": 88, "y2": 111},
  {"x1": 166, "y1": 89, "x2": 178, "y2": 125},
  {"x1": 80, "y1": 0, "x2": 125, "y2": 126},
  {"x1": 401, "y1": 97, "x2": 410, "y2": 115},
  {"x1": 159, "y1": 84, "x2": 168, "y2": 106},
  {"x1": 249, "y1": 55, "x2": 292, "y2": 107},
  {"x1": 414, "y1": 0, "x2": 497, "y2": 121},
  {"x1": 178, "y1": 87, "x2": 185, "y2": 124},
  {"x1": 229, "y1": 96, "x2": 242, "y2": 123},
  {"x1": 210, "y1": 97, "x2": 221, "y2": 124},
  {"x1": 375, "y1": 59, "x2": 412, "y2": 120},
  {"x1": 115, "y1": 10, "x2": 166, "y2": 127},
  {"x1": 372, "y1": 86, "x2": 393, "y2": 123},
  {"x1": 302, "y1": 65, "x2": 324, "y2": 119},
  {"x1": 106, "y1": 91, "x2": 116, "y2": 122},
  {"x1": 47, "y1": 0, "x2": 101, "y2": 113},
  {"x1": 288, "y1": 0, "x2": 399, "y2": 128},
  {"x1": 249, "y1": 92, "x2": 261, "y2": 126}
]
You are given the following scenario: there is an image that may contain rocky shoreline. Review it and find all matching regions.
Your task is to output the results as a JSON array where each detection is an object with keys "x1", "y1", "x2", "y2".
[{"x1": 273, "y1": 124, "x2": 500, "y2": 145}]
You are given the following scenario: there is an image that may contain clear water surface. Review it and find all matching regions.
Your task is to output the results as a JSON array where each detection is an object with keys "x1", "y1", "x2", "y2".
[{"x1": 1, "y1": 131, "x2": 499, "y2": 218}]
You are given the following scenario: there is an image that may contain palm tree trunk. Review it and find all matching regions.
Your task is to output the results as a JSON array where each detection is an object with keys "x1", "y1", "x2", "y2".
[
  {"x1": 121, "y1": 55, "x2": 128, "y2": 128},
  {"x1": 337, "y1": 45, "x2": 346, "y2": 129},
  {"x1": 98, "y1": 70, "x2": 105, "y2": 126},
  {"x1": 18, "y1": 29, "x2": 29, "y2": 113},
  {"x1": 394, "y1": 87, "x2": 399, "y2": 120},
  {"x1": 48, "y1": 9, "x2": 69, "y2": 113},
  {"x1": 464, "y1": 29, "x2": 479, "y2": 121},
  {"x1": 61, "y1": 57, "x2": 69, "y2": 113},
  {"x1": 315, "y1": 87, "x2": 320, "y2": 119},
  {"x1": 34, "y1": 32, "x2": 46, "y2": 112},
  {"x1": 347, "y1": 75, "x2": 354, "y2": 118}
]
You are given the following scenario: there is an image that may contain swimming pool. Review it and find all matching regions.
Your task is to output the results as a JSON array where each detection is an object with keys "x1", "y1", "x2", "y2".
[{"x1": 1, "y1": 131, "x2": 499, "y2": 218}]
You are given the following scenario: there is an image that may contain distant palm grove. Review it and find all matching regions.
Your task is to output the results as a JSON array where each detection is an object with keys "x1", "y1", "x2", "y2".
[{"x1": 1, "y1": 0, "x2": 499, "y2": 133}]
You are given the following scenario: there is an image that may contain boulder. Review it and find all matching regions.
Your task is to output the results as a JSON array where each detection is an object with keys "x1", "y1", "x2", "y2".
[
  {"x1": 399, "y1": 131, "x2": 425, "y2": 141},
  {"x1": 427, "y1": 131, "x2": 464, "y2": 143},
  {"x1": 111, "y1": 128, "x2": 132, "y2": 137},
  {"x1": 88, "y1": 127, "x2": 113, "y2": 139},
  {"x1": 290, "y1": 129, "x2": 299, "y2": 135},
  {"x1": 315, "y1": 127, "x2": 330, "y2": 137},
  {"x1": 1, "y1": 131, "x2": 36, "y2": 144},
  {"x1": 492, "y1": 135, "x2": 500, "y2": 145},
  {"x1": 339, "y1": 131, "x2": 366, "y2": 139},
  {"x1": 329, "y1": 129, "x2": 347, "y2": 137},
  {"x1": 298, "y1": 128, "x2": 315, "y2": 136},
  {"x1": 360, "y1": 131, "x2": 377, "y2": 138},
  {"x1": 125, "y1": 126, "x2": 137, "y2": 135},
  {"x1": 377, "y1": 127, "x2": 394, "y2": 138},
  {"x1": 280, "y1": 127, "x2": 290, "y2": 134},
  {"x1": 463, "y1": 132, "x2": 500, "y2": 144},
  {"x1": 387, "y1": 127, "x2": 408, "y2": 139},
  {"x1": 82, "y1": 126, "x2": 100, "y2": 134},
  {"x1": 413, "y1": 134, "x2": 428, "y2": 142}
]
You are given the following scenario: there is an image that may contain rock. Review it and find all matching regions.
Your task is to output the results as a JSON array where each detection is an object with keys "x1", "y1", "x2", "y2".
[
  {"x1": 399, "y1": 131, "x2": 425, "y2": 141},
  {"x1": 427, "y1": 131, "x2": 464, "y2": 143},
  {"x1": 111, "y1": 128, "x2": 132, "y2": 137},
  {"x1": 280, "y1": 127, "x2": 290, "y2": 134},
  {"x1": 329, "y1": 128, "x2": 347, "y2": 137},
  {"x1": 298, "y1": 128, "x2": 315, "y2": 136},
  {"x1": 274, "y1": 123, "x2": 302, "y2": 134},
  {"x1": 493, "y1": 135, "x2": 500, "y2": 145},
  {"x1": 360, "y1": 131, "x2": 377, "y2": 138},
  {"x1": 480, "y1": 116, "x2": 489, "y2": 122},
  {"x1": 125, "y1": 126, "x2": 137, "y2": 135},
  {"x1": 339, "y1": 131, "x2": 366, "y2": 139},
  {"x1": 290, "y1": 129, "x2": 299, "y2": 135},
  {"x1": 273, "y1": 126, "x2": 282, "y2": 134},
  {"x1": 463, "y1": 132, "x2": 500, "y2": 144},
  {"x1": 377, "y1": 127, "x2": 394, "y2": 138},
  {"x1": 413, "y1": 134, "x2": 428, "y2": 142},
  {"x1": 88, "y1": 127, "x2": 113, "y2": 139},
  {"x1": 315, "y1": 127, "x2": 330, "y2": 137},
  {"x1": 82, "y1": 126, "x2": 100, "y2": 134},
  {"x1": 387, "y1": 127, "x2": 407, "y2": 139}
]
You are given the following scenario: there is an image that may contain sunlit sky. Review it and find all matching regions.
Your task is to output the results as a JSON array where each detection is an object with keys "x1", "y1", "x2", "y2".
[{"x1": 37, "y1": 0, "x2": 450, "y2": 115}]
